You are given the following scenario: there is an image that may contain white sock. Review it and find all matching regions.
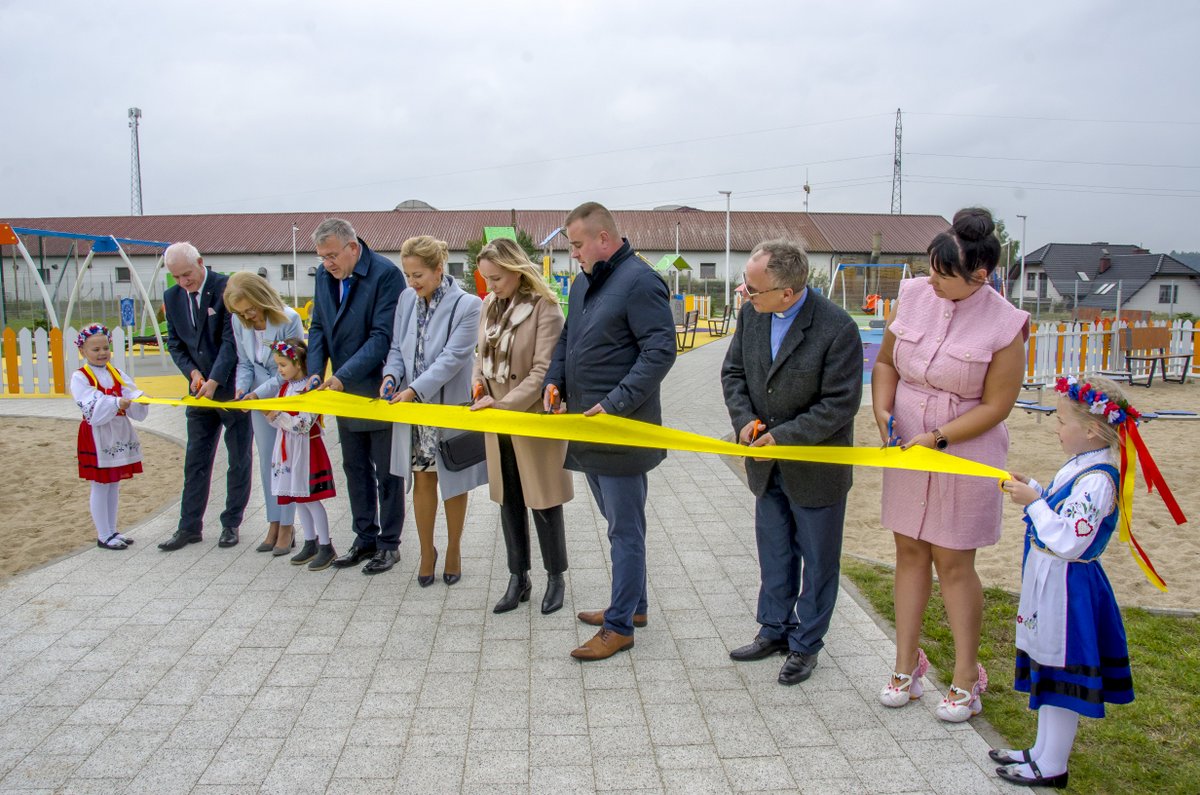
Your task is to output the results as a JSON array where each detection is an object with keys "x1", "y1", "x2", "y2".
[
  {"x1": 107, "y1": 484, "x2": 123, "y2": 538},
  {"x1": 1028, "y1": 702, "x2": 1052, "y2": 759},
  {"x1": 89, "y1": 483, "x2": 118, "y2": 541},
  {"x1": 296, "y1": 503, "x2": 329, "y2": 544},
  {"x1": 1014, "y1": 705, "x2": 1077, "y2": 778}
]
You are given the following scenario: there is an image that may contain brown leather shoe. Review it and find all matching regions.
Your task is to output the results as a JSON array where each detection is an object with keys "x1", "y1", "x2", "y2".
[
  {"x1": 570, "y1": 628, "x2": 634, "y2": 661},
  {"x1": 577, "y1": 609, "x2": 648, "y2": 628}
]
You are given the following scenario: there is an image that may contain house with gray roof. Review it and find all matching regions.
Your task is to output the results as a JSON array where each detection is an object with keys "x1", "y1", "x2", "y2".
[{"x1": 1015, "y1": 242, "x2": 1200, "y2": 316}]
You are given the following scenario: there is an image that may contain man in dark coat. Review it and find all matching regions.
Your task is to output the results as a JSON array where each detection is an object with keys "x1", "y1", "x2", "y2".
[
  {"x1": 306, "y1": 218, "x2": 407, "y2": 575},
  {"x1": 721, "y1": 239, "x2": 863, "y2": 685},
  {"x1": 544, "y1": 201, "x2": 676, "y2": 661},
  {"x1": 160, "y1": 242, "x2": 252, "y2": 551}
]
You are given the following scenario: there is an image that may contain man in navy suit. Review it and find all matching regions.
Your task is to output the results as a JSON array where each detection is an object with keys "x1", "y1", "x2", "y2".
[
  {"x1": 159, "y1": 242, "x2": 253, "y2": 551},
  {"x1": 306, "y1": 218, "x2": 407, "y2": 575},
  {"x1": 544, "y1": 202, "x2": 676, "y2": 661}
]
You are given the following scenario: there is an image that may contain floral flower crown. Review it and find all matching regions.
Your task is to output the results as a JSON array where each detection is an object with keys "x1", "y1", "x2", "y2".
[
  {"x1": 75, "y1": 323, "x2": 109, "y2": 348},
  {"x1": 270, "y1": 341, "x2": 300, "y2": 361},
  {"x1": 1054, "y1": 376, "x2": 1140, "y2": 426}
]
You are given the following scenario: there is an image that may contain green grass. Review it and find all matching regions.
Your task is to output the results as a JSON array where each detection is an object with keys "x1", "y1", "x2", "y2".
[{"x1": 841, "y1": 558, "x2": 1200, "y2": 794}]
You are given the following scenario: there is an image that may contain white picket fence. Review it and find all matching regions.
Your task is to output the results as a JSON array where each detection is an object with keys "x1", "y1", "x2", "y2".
[
  {"x1": 0, "y1": 326, "x2": 130, "y2": 395},
  {"x1": 1026, "y1": 319, "x2": 1197, "y2": 383}
]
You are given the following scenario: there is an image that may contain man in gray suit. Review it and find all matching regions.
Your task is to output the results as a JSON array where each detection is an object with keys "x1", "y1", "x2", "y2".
[{"x1": 721, "y1": 239, "x2": 863, "y2": 685}]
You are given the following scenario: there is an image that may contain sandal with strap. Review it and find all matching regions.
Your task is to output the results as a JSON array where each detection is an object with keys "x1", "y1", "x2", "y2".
[
  {"x1": 879, "y1": 648, "x2": 930, "y2": 708},
  {"x1": 989, "y1": 748, "x2": 1031, "y2": 765},
  {"x1": 996, "y1": 759, "x2": 1069, "y2": 789},
  {"x1": 936, "y1": 663, "x2": 988, "y2": 722},
  {"x1": 97, "y1": 533, "x2": 129, "y2": 551}
]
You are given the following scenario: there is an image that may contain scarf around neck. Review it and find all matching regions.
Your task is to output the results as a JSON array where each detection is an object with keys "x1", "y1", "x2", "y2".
[{"x1": 480, "y1": 294, "x2": 535, "y2": 384}]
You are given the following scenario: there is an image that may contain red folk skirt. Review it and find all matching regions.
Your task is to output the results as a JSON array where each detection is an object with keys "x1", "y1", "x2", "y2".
[
  {"x1": 278, "y1": 433, "x2": 337, "y2": 504},
  {"x1": 77, "y1": 421, "x2": 143, "y2": 483}
]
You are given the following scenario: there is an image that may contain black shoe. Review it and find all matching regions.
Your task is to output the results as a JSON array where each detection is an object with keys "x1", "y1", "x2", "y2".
[
  {"x1": 541, "y1": 573, "x2": 565, "y2": 614},
  {"x1": 443, "y1": 571, "x2": 461, "y2": 586},
  {"x1": 989, "y1": 749, "x2": 1031, "y2": 766},
  {"x1": 291, "y1": 539, "x2": 318, "y2": 565},
  {"x1": 778, "y1": 651, "x2": 819, "y2": 685},
  {"x1": 417, "y1": 549, "x2": 438, "y2": 588},
  {"x1": 218, "y1": 527, "x2": 239, "y2": 548},
  {"x1": 493, "y1": 573, "x2": 532, "y2": 613},
  {"x1": 308, "y1": 544, "x2": 337, "y2": 572},
  {"x1": 362, "y1": 549, "x2": 400, "y2": 575},
  {"x1": 158, "y1": 530, "x2": 202, "y2": 551},
  {"x1": 332, "y1": 544, "x2": 376, "y2": 569},
  {"x1": 729, "y1": 634, "x2": 789, "y2": 661},
  {"x1": 996, "y1": 760, "x2": 1068, "y2": 789}
]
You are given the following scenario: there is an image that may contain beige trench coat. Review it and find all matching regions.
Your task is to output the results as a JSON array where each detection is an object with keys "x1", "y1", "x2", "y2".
[{"x1": 472, "y1": 294, "x2": 573, "y2": 510}]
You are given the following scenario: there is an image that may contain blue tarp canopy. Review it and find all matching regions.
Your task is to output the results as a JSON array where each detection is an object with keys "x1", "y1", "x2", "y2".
[{"x1": 10, "y1": 226, "x2": 171, "y2": 253}]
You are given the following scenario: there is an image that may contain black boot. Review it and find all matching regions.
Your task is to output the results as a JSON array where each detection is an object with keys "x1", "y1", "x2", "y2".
[
  {"x1": 493, "y1": 573, "x2": 531, "y2": 613},
  {"x1": 541, "y1": 573, "x2": 565, "y2": 615},
  {"x1": 291, "y1": 538, "x2": 318, "y2": 565},
  {"x1": 308, "y1": 543, "x2": 336, "y2": 571}
]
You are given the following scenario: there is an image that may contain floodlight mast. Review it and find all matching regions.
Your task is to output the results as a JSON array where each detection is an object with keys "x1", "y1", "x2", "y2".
[{"x1": 129, "y1": 108, "x2": 144, "y2": 216}]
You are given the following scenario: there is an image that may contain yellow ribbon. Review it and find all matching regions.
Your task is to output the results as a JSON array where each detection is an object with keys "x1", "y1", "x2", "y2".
[{"x1": 134, "y1": 391, "x2": 1010, "y2": 480}]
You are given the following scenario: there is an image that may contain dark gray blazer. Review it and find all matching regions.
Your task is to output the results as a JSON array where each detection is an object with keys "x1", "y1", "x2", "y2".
[
  {"x1": 721, "y1": 290, "x2": 863, "y2": 507},
  {"x1": 164, "y1": 269, "x2": 239, "y2": 400}
]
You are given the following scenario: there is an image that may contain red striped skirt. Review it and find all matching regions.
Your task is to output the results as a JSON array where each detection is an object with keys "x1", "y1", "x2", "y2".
[
  {"x1": 279, "y1": 436, "x2": 337, "y2": 504},
  {"x1": 77, "y1": 421, "x2": 142, "y2": 483}
]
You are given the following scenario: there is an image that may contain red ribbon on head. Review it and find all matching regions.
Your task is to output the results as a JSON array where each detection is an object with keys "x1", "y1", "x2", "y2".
[{"x1": 1123, "y1": 421, "x2": 1186, "y2": 524}]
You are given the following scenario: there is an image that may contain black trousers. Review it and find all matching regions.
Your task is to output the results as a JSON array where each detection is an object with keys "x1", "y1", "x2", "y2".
[
  {"x1": 180, "y1": 406, "x2": 252, "y2": 533},
  {"x1": 337, "y1": 418, "x2": 405, "y2": 551},
  {"x1": 497, "y1": 434, "x2": 568, "y2": 575}
]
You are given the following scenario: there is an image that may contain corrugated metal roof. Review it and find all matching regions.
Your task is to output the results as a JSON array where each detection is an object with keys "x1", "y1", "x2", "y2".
[
  {"x1": 807, "y1": 212, "x2": 951, "y2": 255},
  {"x1": 1, "y1": 208, "x2": 947, "y2": 259}
]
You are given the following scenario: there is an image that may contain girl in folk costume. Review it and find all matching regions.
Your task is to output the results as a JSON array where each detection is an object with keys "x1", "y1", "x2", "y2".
[
  {"x1": 263, "y1": 338, "x2": 338, "y2": 571},
  {"x1": 71, "y1": 324, "x2": 149, "y2": 550},
  {"x1": 996, "y1": 376, "x2": 1184, "y2": 789}
]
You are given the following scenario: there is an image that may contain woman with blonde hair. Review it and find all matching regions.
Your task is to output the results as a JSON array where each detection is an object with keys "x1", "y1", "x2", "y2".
[
  {"x1": 470, "y1": 238, "x2": 572, "y2": 614},
  {"x1": 383, "y1": 235, "x2": 487, "y2": 586},
  {"x1": 224, "y1": 271, "x2": 305, "y2": 555}
]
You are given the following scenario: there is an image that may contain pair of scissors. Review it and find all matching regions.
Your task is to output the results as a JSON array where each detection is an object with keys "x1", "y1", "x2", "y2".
[
  {"x1": 747, "y1": 419, "x2": 766, "y2": 445},
  {"x1": 380, "y1": 376, "x2": 396, "y2": 400},
  {"x1": 472, "y1": 383, "x2": 486, "y2": 402},
  {"x1": 883, "y1": 415, "x2": 901, "y2": 448},
  {"x1": 544, "y1": 384, "x2": 564, "y2": 414}
]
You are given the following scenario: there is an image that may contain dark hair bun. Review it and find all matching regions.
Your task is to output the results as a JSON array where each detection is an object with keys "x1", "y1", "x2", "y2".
[{"x1": 952, "y1": 207, "x2": 995, "y2": 243}]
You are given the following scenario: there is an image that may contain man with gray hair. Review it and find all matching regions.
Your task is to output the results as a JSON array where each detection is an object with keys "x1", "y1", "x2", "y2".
[
  {"x1": 306, "y1": 218, "x2": 407, "y2": 574},
  {"x1": 159, "y1": 242, "x2": 252, "y2": 551},
  {"x1": 721, "y1": 239, "x2": 862, "y2": 685}
]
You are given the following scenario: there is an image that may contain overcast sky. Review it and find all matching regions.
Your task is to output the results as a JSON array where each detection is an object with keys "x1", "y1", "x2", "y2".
[{"x1": 3, "y1": 0, "x2": 1198, "y2": 251}]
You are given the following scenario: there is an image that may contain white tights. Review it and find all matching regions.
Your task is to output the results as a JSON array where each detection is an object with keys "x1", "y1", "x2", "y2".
[
  {"x1": 295, "y1": 502, "x2": 329, "y2": 545},
  {"x1": 89, "y1": 482, "x2": 122, "y2": 541},
  {"x1": 1016, "y1": 704, "x2": 1079, "y2": 777}
]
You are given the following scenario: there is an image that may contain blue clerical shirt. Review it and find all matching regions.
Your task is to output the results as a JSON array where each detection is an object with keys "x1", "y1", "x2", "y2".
[{"x1": 770, "y1": 288, "x2": 807, "y2": 359}]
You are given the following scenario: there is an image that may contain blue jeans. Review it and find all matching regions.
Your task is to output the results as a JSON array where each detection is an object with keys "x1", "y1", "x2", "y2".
[
  {"x1": 586, "y1": 473, "x2": 649, "y2": 636},
  {"x1": 754, "y1": 467, "x2": 846, "y2": 654}
]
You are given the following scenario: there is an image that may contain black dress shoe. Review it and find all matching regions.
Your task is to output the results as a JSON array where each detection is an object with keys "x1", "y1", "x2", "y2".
[
  {"x1": 996, "y1": 760, "x2": 1068, "y2": 789},
  {"x1": 362, "y1": 549, "x2": 400, "y2": 575},
  {"x1": 158, "y1": 530, "x2": 202, "y2": 551},
  {"x1": 988, "y1": 748, "x2": 1031, "y2": 766},
  {"x1": 443, "y1": 571, "x2": 461, "y2": 585},
  {"x1": 218, "y1": 527, "x2": 239, "y2": 548},
  {"x1": 778, "y1": 651, "x2": 819, "y2": 685},
  {"x1": 541, "y1": 573, "x2": 565, "y2": 614},
  {"x1": 332, "y1": 544, "x2": 376, "y2": 569},
  {"x1": 493, "y1": 573, "x2": 531, "y2": 613},
  {"x1": 417, "y1": 549, "x2": 438, "y2": 588},
  {"x1": 729, "y1": 634, "x2": 789, "y2": 661}
]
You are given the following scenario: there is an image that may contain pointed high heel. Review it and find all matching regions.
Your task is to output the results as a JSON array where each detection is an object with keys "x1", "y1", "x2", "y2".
[
  {"x1": 272, "y1": 525, "x2": 295, "y2": 557},
  {"x1": 256, "y1": 524, "x2": 279, "y2": 553},
  {"x1": 418, "y1": 549, "x2": 438, "y2": 588}
]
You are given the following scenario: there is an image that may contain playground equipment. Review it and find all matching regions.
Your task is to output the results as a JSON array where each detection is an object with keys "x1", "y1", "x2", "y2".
[
  {"x1": 1, "y1": 223, "x2": 170, "y2": 353},
  {"x1": 830, "y1": 261, "x2": 911, "y2": 314}
]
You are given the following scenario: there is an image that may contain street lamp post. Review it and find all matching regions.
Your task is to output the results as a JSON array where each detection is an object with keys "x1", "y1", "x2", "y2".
[
  {"x1": 1016, "y1": 214, "x2": 1027, "y2": 310},
  {"x1": 291, "y1": 223, "x2": 299, "y2": 308},
  {"x1": 719, "y1": 190, "x2": 732, "y2": 309}
]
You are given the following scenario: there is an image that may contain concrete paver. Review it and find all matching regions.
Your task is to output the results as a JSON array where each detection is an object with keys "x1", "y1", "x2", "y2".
[{"x1": 0, "y1": 335, "x2": 1009, "y2": 793}]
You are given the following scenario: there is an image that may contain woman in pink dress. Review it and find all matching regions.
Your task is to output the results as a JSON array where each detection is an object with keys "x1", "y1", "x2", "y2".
[{"x1": 872, "y1": 208, "x2": 1029, "y2": 722}]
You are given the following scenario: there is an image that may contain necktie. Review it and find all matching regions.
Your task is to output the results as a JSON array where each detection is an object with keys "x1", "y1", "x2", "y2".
[
  {"x1": 190, "y1": 292, "x2": 201, "y2": 328},
  {"x1": 340, "y1": 279, "x2": 351, "y2": 305}
]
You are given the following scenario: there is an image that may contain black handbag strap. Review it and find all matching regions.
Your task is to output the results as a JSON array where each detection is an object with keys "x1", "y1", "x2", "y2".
[{"x1": 437, "y1": 292, "x2": 465, "y2": 406}]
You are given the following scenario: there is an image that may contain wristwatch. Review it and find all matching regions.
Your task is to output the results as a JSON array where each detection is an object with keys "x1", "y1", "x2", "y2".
[{"x1": 933, "y1": 428, "x2": 949, "y2": 450}]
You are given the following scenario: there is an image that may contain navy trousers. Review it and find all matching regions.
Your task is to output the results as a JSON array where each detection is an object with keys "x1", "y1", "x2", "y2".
[
  {"x1": 337, "y1": 417, "x2": 405, "y2": 551},
  {"x1": 754, "y1": 466, "x2": 847, "y2": 655},
  {"x1": 586, "y1": 472, "x2": 649, "y2": 636},
  {"x1": 180, "y1": 406, "x2": 252, "y2": 533}
]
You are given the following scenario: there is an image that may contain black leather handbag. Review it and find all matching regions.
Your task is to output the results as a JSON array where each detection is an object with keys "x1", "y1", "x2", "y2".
[{"x1": 434, "y1": 294, "x2": 486, "y2": 472}]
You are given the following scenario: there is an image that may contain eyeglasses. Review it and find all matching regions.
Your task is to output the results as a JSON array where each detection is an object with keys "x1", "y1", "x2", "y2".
[
  {"x1": 229, "y1": 305, "x2": 257, "y2": 319},
  {"x1": 315, "y1": 241, "x2": 352, "y2": 264},
  {"x1": 739, "y1": 282, "x2": 784, "y2": 300}
]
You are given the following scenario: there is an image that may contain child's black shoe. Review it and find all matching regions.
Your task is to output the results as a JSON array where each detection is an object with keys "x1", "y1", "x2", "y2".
[{"x1": 290, "y1": 539, "x2": 317, "y2": 565}]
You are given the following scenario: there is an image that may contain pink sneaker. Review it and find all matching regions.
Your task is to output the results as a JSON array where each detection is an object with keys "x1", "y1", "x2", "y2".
[
  {"x1": 935, "y1": 663, "x2": 988, "y2": 722},
  {"x1": 879, "y1": 648, "x2": 930, "y2": 708}
]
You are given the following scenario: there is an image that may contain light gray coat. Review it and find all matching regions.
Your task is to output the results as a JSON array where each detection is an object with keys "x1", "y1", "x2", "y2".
[
  {"x1": 383, "y1": 280, "x2": 487, "y2": 499},
  {"x1": 232, "y1": 307, "x2": 305, "y2": 398}
]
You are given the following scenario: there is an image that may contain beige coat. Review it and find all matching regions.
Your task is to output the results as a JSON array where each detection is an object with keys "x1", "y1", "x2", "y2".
[{"x1": 472, "y1": 294, "x2": 573, "y2": 510}]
